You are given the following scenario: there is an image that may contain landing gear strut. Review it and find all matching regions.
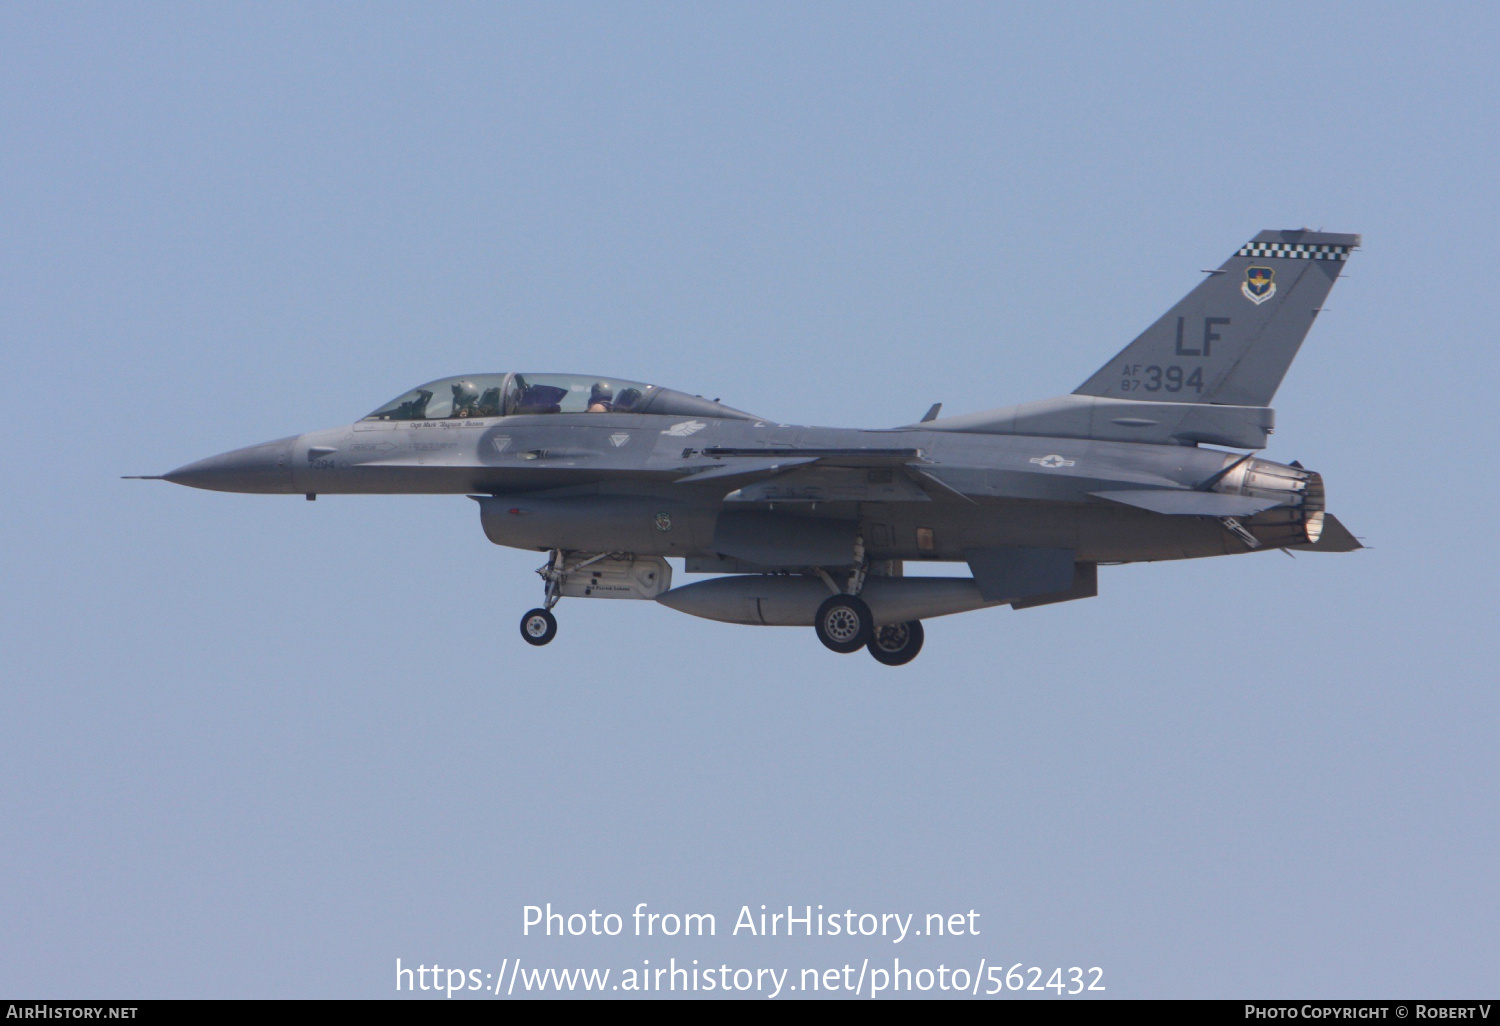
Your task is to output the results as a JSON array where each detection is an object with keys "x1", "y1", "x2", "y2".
[
  {"x1": 813, "y1": 533, "x2": 880, "y2": 656},
  {"x1": 520, "y1": 549, "x2": 628, "y2": 647},
  {"x1": 811, "y1": 535, "x2": 925, "y2": 663},
  {"x1": 519, "y1": 549, "x2": 569, "y2": 647}
]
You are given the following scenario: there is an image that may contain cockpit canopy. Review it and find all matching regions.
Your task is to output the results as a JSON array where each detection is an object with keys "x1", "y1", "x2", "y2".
[{"x1": 362, "y1": 373, "x2": 759, "y2": 422}]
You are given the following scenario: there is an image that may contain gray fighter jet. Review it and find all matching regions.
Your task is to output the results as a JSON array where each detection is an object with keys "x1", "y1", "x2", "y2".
[{"x1": 139, "y1": 230, "x2": 1362, "y2": 664}]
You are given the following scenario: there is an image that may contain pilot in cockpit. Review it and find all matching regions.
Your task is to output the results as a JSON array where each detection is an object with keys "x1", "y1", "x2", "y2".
[
  {"x1": 451, "y1": 380, "x2": 503, "y2": 418},
  {"x1": 587, "y1": 381, "x2": 614, "y2": 413},
  {"x1": 451, "y1": 380, "x2": 481, "y2": 417}
]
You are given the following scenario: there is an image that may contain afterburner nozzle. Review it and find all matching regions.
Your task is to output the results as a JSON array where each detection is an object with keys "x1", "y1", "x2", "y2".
[{"x1": 1212, "y1": 456, "x2": 1326, "y2": 546}]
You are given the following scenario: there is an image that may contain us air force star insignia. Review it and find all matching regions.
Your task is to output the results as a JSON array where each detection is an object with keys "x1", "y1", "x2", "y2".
[
  {"x1": 609, "y1": 433, "x2": 630, "y2": 447},
  {"x1": 654, "y1": 512, "x2": 673, "y2": 531},
  {"x1": 1030, "y1": 454, "x2": 1075, "y2": 469},
  {"x1": 663, "y1": 420, "x2": 706, "y2": 437},
  {"x1": 1242, "y1": 266, "x2": 1276, "y2": 305}
]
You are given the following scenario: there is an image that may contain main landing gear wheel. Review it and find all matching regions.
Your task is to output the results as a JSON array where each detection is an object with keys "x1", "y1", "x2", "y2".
[
  {"x1": 814, "y1": 595, "x2": 874, "y2": 654},
  {"x1": 867, "y1": 620, "x2": 925, "y2": 666},
  {"x1": 519, "y1": 608, "x2": 557, "y2": 646}
]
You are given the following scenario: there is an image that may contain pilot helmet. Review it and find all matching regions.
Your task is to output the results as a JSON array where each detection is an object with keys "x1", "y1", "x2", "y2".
[
  {"x1": 589, "y1": 381, "x2": 614, "y2": 404},
  {"x1": 451, "y1": 380, "x2": 480, "y2": 405}
]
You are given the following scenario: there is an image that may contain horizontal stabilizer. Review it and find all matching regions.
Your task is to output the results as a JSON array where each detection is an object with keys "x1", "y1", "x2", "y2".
[
  {"x1": 1290, "y1": 512, "x2": 1363, "y2": 552},
  {"x1": 1091, "y1": 489, "x2": 1285, "y2": 516}
]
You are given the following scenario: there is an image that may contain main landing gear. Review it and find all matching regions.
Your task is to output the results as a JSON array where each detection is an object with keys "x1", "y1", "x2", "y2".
[
  {"x1": 813, "y1": 595, "x2": 925, "y2": 664},
  {"x1": 814, "y1": 595, "x2": 873, "y2": 653},
  {"x1": 811, "y1": 537, "x2": 926, "y2": 664},
  {"x1": 867, "y1": 620, "x2": 925, "y2": 666}
]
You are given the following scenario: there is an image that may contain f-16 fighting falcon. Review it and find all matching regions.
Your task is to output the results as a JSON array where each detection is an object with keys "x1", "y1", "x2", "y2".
[{"x1": 137, "y1": 230, "x2": 1362, "y2": 665}]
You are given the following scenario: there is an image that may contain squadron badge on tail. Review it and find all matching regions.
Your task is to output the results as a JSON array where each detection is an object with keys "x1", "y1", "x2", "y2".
[{"x1": 1242, "y1": 266, "x2": 1276, "y2": 305}]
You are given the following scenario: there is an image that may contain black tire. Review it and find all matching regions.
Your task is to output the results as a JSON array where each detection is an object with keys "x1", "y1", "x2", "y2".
[
  {"x1": 867, "y1": 620, "x2": 925, "y2": 666},
  {"x1": 519, "y1": 608, "x2": 557, "y2": 646},
  {"x1": 814, "y1": 595, "x2": 873, "y2": 654}
]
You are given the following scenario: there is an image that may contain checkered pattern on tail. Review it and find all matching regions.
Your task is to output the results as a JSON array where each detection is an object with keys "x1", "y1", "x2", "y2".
[{"x1": 1236, "y1": 242, "x2": 1351, "y2": 260}]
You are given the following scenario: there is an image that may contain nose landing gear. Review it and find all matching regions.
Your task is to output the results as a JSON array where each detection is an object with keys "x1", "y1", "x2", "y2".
[
  {"x1": 520, "y1": 549, "x2": 636, "y2": 647},
  {"x1": 519, "y1": 607, "x2": 557, "y2": 645},
  {"x1": 519, "y1": 549, "x2": 569, "y2": 647}
]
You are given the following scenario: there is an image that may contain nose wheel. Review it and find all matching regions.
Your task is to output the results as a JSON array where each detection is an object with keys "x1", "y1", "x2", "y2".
[
  {"x1": 519, "y1": 549, "x2": 573, "y2": 647},
  {"x1": 519, "y1": 608, "x2": 558, "y2": 646}
]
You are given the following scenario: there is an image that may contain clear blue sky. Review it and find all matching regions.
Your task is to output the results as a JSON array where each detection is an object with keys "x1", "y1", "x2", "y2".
[{"x1": 2, "y1": 1, "x2": 1496, "y2": 998}]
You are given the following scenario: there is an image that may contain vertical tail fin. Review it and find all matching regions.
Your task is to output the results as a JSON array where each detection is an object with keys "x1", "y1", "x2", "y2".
[{"x1": 1074, "y1": 229, "x2": 1359, "y2": 407}]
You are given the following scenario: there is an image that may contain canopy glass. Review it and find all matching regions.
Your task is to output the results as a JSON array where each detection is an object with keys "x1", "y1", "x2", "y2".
[{"x1": 363, "y1": 374, "x2": 655, "y2": 421}]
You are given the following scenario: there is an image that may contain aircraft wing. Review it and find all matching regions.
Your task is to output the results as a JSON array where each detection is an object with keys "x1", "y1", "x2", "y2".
[
  {"x1": 675, "y1": 456, "x2": 820, "y2": 482},
  {"x1": 681, "y1": 447, "x2": 963, "y2": 503},
  {"x1": 697, "y1": 446, "x2": 923, "y2": 467}
]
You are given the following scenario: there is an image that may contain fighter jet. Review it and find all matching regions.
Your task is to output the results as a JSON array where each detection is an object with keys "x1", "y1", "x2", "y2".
[{"x1": 138, "y1": 229, "x2": 1362, "y2": 665}]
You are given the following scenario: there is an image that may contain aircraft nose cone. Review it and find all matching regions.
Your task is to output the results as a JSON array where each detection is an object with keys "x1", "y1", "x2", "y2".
[{"x1": 164, "y1": 436, "x2": 297, "y2": 493}]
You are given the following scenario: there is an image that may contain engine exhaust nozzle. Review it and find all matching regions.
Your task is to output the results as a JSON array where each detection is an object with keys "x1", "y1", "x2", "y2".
[{"x1": 1213, "y1": 456, "x2": 1326, "y2": 545}]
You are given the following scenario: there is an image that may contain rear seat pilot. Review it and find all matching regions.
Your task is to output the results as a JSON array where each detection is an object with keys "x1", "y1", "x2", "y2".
[{"x1": 587, "y1": 382, "x2": 614, "y2": 412}]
